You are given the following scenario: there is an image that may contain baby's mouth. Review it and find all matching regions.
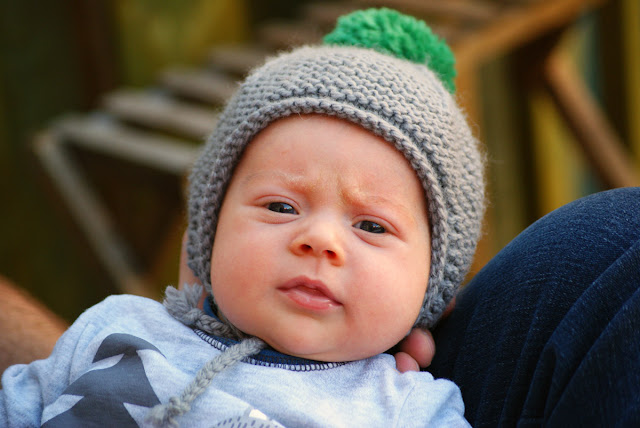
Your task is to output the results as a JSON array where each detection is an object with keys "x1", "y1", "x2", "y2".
[{"x1": 278, "y1": 276, "x2": 342, "y2": 311}]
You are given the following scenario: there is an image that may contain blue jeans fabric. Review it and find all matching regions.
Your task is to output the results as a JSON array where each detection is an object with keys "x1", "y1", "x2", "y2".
[{"x1": 430, "y1": 188, "x2": 640, "y2": 427}]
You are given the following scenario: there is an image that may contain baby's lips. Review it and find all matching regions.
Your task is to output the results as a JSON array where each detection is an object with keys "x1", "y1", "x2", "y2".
[{"x1": 278, "y1": 276, "x2": 342, "y2": 310}]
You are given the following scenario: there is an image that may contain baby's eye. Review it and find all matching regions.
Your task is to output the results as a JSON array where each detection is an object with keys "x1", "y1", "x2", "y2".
[
  {"x1": 354, "y1": 220, "x2": 386, "y2": 234},
  {"x1": 266, "y1": 202, "x2": 297, "y2": 215}
]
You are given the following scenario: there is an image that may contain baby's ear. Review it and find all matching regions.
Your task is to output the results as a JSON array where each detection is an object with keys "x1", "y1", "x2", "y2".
[{"x1": 178, "y1": 230, "x2": 202, "y2": 289}]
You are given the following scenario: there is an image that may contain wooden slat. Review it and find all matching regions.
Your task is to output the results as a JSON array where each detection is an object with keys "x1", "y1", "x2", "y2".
[
  {"x1": 430, "y1": 23, "x2": 465, "y2": 44},
  {"x1": 160, "y1": 68, "x2": 237, "y2": 105},
  {"x1": 32, "y1": 131, "x2": 155, "y2": 298},
  {"x1": 258, "y1": 13, "x2": 458, "y2": 49},
  {"x1": 452, "y1": 0, "x2": 606, "y2": 74},
  {"x1": 208, "y1": 45, "x2": 269, "y2": 76},
  {"x1": 350, "y1": 0, "x2": 500, "y2": 22},
  {"x1": 543, "y1": 52, "x2": 640, "y2": 188},
  {"x1": 257, "y1": 20, "x2": 323, "y2": 50},
  {"x1": 55, "y1": 115, "x2": 200, "y2": 175},
  {"x1": 103, "y1": 89, "x2": 218, "y2": 141},
  {"x1": 297, "y1": 0, "x2": 480, "y2": 48},
  {"x1": 620, "y1": 0, "x2": 640, "y2": 157},
  {"x1": 301, "y1": 2, "x2": 360, "y2": 28}
]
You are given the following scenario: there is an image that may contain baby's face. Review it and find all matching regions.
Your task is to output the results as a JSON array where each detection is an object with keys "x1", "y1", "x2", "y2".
[{"x1": 210, "y1": 114, "x2": 431, "y2": 362}]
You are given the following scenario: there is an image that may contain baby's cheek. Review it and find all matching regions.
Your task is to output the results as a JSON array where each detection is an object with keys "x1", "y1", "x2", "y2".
[{"x1": 365, "y1": 298, "x2": 420, "y2": 351}]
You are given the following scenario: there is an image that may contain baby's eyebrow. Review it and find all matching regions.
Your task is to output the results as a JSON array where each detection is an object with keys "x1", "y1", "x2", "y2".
[
  {"x1": 241, "y1": 170, "x2": 419, "y2": 225},
  {"x1": 241, "y1": 170, "x2": 306, "y2": 188},
  {"x1": 340, "y1": 188, "x2": 417, "y2": 226}
]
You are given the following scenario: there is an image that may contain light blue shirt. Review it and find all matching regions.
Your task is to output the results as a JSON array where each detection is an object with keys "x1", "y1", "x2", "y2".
[{"x1": 1, "y1": 295, "x2": 469, "y2": 427}]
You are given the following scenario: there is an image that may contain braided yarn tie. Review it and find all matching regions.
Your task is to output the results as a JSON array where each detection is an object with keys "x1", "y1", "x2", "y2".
[
  {"x1": 164, "y1": 284, "x2": 246, "y2": 339},
  {"x1": 146, "y1": 337, "x2": 266, "y2": 427},
  {"x1": 148, "y1": 285, "x2": 266, "y2": 426}
]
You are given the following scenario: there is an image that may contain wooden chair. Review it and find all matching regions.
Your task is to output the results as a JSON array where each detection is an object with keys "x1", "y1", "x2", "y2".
[{"x1": 33, "y1": 0, "x2": 639, "y2": 297}]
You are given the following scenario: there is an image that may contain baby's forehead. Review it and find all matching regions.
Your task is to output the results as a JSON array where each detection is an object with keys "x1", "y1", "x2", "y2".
[
  {"x1": 238, "y1": 114, "x2": 419, "y2": 179},
  {"x1": 231, "y1": 114, "x2": 429, "y2": 215},
  {"x1": 244, "y1": 114, "x2": 408, "y2": 161}
]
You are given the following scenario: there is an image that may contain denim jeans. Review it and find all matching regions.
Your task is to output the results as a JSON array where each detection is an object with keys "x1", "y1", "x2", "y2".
[{"x1": 430, "y1": 188, "x2": 640, "y2": 427}]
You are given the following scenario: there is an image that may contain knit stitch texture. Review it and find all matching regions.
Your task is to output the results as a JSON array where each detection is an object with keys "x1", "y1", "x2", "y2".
[
  {"x1": 186, "y1": 42, "x2": 485, "y2": 329},
  {"x1": 323, "y1": 8, "x2": 456, "y2": 93}
]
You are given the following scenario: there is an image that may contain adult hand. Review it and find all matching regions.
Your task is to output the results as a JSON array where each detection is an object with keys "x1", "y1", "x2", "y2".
[
  {"x1": 394, "y1": 328, "x2": 436, "y2": 372},
  {"x1": 0, "y1": 275, "x2": 68, "y2": 372},
  {"x1": 393, "y1": 298, "x2": 456, "y2": 373}
]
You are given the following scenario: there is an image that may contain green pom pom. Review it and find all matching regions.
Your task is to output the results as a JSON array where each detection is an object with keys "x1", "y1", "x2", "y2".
[{"x1": 323, "y1": 8, "x2": 456, "y2": 93}]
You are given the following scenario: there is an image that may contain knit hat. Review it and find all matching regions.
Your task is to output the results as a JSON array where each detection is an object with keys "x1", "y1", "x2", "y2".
[{"x1": 186, "y1": 8, "x2": 485, "y2": 330}]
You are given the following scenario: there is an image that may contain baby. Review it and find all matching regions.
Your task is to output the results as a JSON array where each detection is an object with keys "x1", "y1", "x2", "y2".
[{"x1": 1, "y1": 8, "x2": 484, "y2": 427}]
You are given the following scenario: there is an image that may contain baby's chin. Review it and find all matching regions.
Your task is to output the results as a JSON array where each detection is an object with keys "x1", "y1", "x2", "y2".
[
  {"x1": 225, "y1": 311, "x2": 409, "y2": 362},
  {"x1": 261, "y1": 335, "x2": 398, "y2": 363}
]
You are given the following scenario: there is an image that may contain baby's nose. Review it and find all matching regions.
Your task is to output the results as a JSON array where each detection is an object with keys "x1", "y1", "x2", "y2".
[{"x1": 290, "y1": 219, "x2": 345, "y2": 266}]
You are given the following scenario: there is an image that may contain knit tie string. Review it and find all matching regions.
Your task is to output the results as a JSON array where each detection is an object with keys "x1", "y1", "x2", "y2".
[{"x1": 146, "y1": 285, "x2": 266, "y2": 427}]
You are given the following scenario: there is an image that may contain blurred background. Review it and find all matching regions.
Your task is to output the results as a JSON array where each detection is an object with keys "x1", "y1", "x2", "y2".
[{"x1": 1, "y1": 0, "x2": 639, "y2": 323}]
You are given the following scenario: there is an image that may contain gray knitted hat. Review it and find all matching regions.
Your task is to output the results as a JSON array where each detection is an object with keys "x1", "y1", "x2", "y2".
[{"x1": 186, "y1": 8, "x2": 485, "y2": 330}]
